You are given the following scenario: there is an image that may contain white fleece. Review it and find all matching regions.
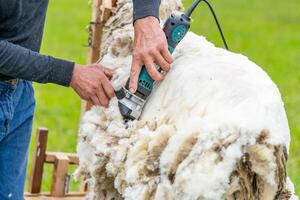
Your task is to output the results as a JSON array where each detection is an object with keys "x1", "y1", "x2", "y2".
[{"x1": 75, "y1": 0, "x2": 298, "y2": 199}]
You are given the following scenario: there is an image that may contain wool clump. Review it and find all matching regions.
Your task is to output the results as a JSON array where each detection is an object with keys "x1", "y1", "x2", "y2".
[{"x1": 75, "y1": 0, "x2": 298, "y2": 199}]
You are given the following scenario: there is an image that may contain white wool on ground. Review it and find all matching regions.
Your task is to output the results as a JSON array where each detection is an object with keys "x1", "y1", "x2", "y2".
[{"x1": 75, "y1": 0, "x2": 298, "y2": 199}]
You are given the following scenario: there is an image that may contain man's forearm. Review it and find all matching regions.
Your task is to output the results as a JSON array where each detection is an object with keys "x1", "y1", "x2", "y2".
[
  {"x1": 132, "y1": 0, "x2": 161, "y2": 22},
  {"x1": 0, "y1": 40, "x2": 74, "y2": 86}
]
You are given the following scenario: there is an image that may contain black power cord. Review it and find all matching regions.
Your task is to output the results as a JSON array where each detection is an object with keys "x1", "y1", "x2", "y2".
[
  {"x1": 202, "y1": 0, "x2": 229, "y2": 50},
  {"x1": 185, "y1": 0, "x2": 229, "y2": 50}
]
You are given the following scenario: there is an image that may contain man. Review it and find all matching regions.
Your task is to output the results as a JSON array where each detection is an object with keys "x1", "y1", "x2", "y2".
[{"x1": 0, "y1": 0, "x2": 172, "y2": 199}]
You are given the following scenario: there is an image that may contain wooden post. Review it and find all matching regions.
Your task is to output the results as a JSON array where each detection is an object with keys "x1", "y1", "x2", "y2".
[
  {"x1": 28, "y1": 128, "x2": 49, "y2": 193},
  {"x1": 50, "y1": 154, "x2": 70, "y2": 197},
  {"x1": 83, "y1": 0, "x2": 104, "y2": 112},
  {"x1": 81, "y1": 0, "x2": 117, "y2": 113},
  {"x1": 88, "y1": 0, "x2": 103, "y2": 64}
]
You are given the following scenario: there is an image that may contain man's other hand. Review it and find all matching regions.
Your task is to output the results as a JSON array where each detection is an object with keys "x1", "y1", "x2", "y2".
[
  {"x1": 70, "y1": 64, "x2": 115, "y2": 107},
  {"x1": 130, "y1": 16, "x2": 173, "y2": 93}
]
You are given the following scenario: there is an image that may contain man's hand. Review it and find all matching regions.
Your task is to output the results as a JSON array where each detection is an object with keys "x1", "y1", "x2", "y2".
[
  {"x1": 130, "y1": 16, "x2": 173, "y2": 93},
  {"x1": 70, "y1": 64, "x2": 115, "y2": 107}
]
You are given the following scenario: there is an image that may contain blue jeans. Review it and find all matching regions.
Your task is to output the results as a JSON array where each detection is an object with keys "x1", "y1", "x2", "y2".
[{"x1": 0, "y1": 80, "x2": 35, "y2": 200}]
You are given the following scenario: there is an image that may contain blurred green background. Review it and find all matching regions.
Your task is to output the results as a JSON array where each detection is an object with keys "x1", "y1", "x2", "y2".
[{"x1": 26, "y1": 0, "x2": 300, "y2": 195}]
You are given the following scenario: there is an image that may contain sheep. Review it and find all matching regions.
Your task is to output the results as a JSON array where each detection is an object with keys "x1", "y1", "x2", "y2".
[{"x1": 75, "y1": 0, "x2": 298, "y2": 199}]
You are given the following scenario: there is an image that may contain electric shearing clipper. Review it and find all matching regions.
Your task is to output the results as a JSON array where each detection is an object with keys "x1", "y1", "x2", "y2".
[{"x1": 115, "y1": 0, "x2": 228, "y2": 121}]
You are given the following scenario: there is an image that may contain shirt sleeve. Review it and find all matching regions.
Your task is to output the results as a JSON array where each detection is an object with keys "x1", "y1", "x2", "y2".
[
  {"x1": 132, "y1": 0, "x2": 161, "y2": 22},
  {"x1": 0, "y1": 40, "x2": 74, "y2": 86}
]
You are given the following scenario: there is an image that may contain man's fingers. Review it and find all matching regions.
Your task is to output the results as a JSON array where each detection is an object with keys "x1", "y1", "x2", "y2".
[
  {"x1": 144, "y1": 58, "x2": 164, "y2": 81},
  {"x1": 103, "y1": 68, "x2": 115, "y2": 79},
  {"x1": 90, "y1": 95, "x2": 101, "y2": 106},
  {"x1": 96, "y1": 86, "x2": 109, "y2": 107},
  {"x1": 93, "y1": 64, "x2": 115, "y2": 79},
  {"x1": 102, "y1": 77, "x2": 115, "y2": 98},
  {"x1": 153, "y1": 51, "x2": 170, "y2": 71},
  {"x1": 129, "y1": 58, "x2": 142, "y2": 93},
  {"x1": 160, "y1": 46, "x2": 173, "y2": 64}
]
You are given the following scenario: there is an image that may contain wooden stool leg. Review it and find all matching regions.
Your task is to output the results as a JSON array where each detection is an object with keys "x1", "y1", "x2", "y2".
[
  {"x1": 50, "y1": 154, "x2": 70, "y2": 197},
  {"x1": 80, "y1": 178, "x2": 88, "y2": 193},
  {"x1": 28, "y1": 128, "x2": 49, "y2": 193}
]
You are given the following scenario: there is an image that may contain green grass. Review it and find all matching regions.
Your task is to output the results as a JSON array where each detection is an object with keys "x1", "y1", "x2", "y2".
[
  {"x1": 26, "y1": 0, "x2": 300, "y2": 195},
  {"x1": 26, "y1": 0, "x2": 91, "y2": 191}
]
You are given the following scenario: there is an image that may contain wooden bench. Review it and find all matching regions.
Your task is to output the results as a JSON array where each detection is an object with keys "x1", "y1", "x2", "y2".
[{"x1": 24, "y1": 128, "x2": 86, "y2": 199}]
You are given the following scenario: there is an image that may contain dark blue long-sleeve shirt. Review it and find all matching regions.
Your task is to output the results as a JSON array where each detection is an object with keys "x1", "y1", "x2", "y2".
[
  {"x1": 133, "y1": 0, "x2": 161, "y2": 22},
  {"x1": 0, "y1": 0, "x2": 160, "y2": 86}
]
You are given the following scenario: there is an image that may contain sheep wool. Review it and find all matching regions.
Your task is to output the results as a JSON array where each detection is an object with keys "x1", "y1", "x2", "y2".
[{"x1": 75, "y1": 0, "x2": 298, "y2": 199}]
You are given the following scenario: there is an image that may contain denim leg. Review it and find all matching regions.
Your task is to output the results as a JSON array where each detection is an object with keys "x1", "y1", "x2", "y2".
[{"x1": 0, "y1": 80, "x2": 35, "y2": 200}]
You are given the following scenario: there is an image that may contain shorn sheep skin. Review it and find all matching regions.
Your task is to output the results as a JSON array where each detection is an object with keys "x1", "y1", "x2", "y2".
[{"x1": 75, "y1": 0, "x2": 298, "y2": 199}]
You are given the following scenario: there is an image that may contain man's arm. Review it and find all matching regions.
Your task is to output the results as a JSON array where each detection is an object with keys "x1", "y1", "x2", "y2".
[
  {"x1": 0, "y1": 40, "x2": 74, "y2": 86},
  {"x1": 0, "y1": 40, "x2": 115, "y2": 107},
  {"x1": 130, "y1": 0, "x2": 173, "y2": 93}
]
